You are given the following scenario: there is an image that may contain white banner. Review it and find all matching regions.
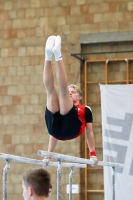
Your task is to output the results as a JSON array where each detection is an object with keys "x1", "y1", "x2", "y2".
[{"x1": 100, "y1": 84, "x2": 133, "y2": 200}]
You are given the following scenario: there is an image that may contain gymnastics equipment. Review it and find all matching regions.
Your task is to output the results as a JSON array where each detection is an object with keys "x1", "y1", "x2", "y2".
[
  {"x1": 37, "y1": 150, "x2": 124, "y2": 200},
  {"x1": 0, "y1": 152, "x2": 86, "y2": 200}
]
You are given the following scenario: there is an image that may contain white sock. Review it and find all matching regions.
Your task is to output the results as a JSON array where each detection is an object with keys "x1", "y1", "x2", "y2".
[
  {"x1": 52, "y1": 35, "x2": 62, "y2": 61},
  {"x1": 45, "y1": 36, "x2": 56, "y2": 61}
]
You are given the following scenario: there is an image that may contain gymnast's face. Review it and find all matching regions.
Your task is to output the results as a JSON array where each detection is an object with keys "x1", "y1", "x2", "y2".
[{"x1": 68, "y1": 87, "x2": 82, "y2": 104}]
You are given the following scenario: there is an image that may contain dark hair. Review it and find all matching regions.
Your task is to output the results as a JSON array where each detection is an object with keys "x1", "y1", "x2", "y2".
[{"x1": 22, "y1": 168, "x2": 51, "y2": 197}]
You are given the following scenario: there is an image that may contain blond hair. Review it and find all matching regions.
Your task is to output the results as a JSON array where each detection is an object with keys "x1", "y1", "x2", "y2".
[{"x1": 68, "y1": 84, "x2": 83, "y2": 96}]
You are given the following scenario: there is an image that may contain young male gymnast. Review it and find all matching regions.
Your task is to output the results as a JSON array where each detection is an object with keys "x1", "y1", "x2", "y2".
[{"x1": 43, "y1": 35, "x2": 98, "y2": 165}]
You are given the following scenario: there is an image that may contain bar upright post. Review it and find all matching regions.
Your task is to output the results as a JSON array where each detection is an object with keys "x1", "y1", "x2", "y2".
[
  {"x1": 57, "y1": 159, "x2": 62, "y2": 200},
  {"x1": 3, "y1": 159, "x2": 10, "y2": 200},
  {"x1": 69, "y1": 167, "x2": 74, "y2": 200}
]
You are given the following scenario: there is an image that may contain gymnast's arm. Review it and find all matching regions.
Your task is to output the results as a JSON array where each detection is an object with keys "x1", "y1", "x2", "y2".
[
  {"x1": 48, "y1": 135, "x2": 58, "y2": 152},
  {"x1": 43, "y1": 136, "x2": 58, "y2": 166},
  {"x1": 86, "y1": 123, "x2": 99, "y2": 166}
]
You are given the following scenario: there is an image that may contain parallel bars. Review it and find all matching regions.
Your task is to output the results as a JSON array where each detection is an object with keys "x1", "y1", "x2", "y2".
[
  {"x1": 37, "y1": 150, "x2": 124, "y2": 200},
  {"x1": 0, "y1": 153, "x2": 86, "y2": 200}
]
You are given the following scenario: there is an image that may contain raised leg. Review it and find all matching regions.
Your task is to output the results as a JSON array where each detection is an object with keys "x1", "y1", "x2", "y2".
[
  {"x1": 52, "y1": 36, "x2": 73, "y2": 115},
  {"x1": 43, "y1": 36, "x2": 59, "y2": 113}
]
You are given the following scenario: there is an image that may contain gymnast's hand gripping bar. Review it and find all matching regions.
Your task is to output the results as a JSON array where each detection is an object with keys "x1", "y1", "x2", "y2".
[
  {"x1": 37, "y1": 150, "x2": 124, "y2": 168},
  {"x1": 0, "y1": 152, "x2": 86, "y2": 168}
]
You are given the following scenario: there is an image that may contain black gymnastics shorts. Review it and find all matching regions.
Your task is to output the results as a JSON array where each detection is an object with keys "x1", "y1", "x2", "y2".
[{"x1": 45, "y1": 105, "x2": 82, "y2": 140}]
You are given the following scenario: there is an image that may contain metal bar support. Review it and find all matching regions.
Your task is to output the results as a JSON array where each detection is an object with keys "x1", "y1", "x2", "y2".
[
  {"x1": 69, "y1": 167, "x2": 74, "y2": 200},
  {"x1": 70, "y1": 54, "x2": 85, "y2": 62},
  {"x1": 71, "y1": 50, "x2": 133, "y2": 62},
  {"x1": 3, "y1": 159, "x2": 10, "y2": 200},
  {"x1": 57, "y1": 159, "x2": 62, "y2": 200}
]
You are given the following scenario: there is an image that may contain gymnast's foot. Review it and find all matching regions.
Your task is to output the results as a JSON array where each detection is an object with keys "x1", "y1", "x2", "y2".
[
  {"x1": 52, "y1": 35, "x2": 62, "y2": 61},
  {"x1": 45, "y1": 35, "x2": 56, "y2": 61}
]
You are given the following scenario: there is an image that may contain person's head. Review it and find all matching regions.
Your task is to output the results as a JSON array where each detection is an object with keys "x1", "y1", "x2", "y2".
[
  {"x1": 68, "y1": 84, "x2": 82, "y2": 104},
  {"x1": 22, "y1": 168, "x2": 51, "y2": 200}
]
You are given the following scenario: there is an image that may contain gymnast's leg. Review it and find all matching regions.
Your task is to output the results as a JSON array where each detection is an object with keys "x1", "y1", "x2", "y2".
[
  {"x1": 43, "y1": 36, "x2": 59, "y2": 161},
  {"x1": 43, "y1": 36, "x2": 59, "y2": 114},
  {"x1": 52, "y1": 35, "x2": 73, "y2": 115}
]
